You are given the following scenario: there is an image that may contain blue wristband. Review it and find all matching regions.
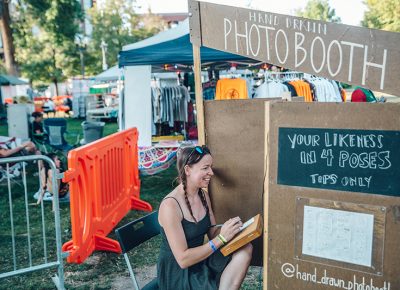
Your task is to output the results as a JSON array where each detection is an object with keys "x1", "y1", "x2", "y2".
[{"x1": 209, "y1": 240, "x2": 217, "y2": 252}]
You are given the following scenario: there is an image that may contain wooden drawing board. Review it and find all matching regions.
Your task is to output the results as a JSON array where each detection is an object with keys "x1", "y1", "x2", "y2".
[{"x1": 221, "y1": 214, "x2": 263, "y2": 256}]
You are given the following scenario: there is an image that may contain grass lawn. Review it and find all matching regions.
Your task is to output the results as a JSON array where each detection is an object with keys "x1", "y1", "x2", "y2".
[{"x1": 0, "y1": 118, "x2": 262, "y2": 289}]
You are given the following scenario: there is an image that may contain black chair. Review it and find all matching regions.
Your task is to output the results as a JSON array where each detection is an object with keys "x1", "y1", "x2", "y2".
[{"x1": 115, "y1": 211, "x2": 160, "y2": 290}]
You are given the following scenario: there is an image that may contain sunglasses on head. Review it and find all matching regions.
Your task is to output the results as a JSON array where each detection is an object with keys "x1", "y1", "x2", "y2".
[{"x1": 185, "y1": 145, "x2": 210, "y2": 165}]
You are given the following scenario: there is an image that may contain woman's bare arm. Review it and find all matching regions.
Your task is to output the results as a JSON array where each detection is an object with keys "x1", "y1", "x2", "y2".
[{"x1": 159, "y1": 198, "x2": 222, "y2": 269}]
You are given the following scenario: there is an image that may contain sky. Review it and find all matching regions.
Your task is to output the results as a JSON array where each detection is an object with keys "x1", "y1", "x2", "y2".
[{"x1": 136, "y1": 0, "x2": 367, "y2": 27}]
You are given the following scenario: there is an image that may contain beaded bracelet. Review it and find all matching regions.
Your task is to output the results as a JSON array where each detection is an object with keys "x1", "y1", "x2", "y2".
[
  {"x1": 218, "y1": 234, "x2": 227, "y2": 245},
  {"x1": 217, "y1": 235, "x2": 225, "y2": 246},
  {"x1": 209, "y1": 240, "x2": 217, "y2": 252}
]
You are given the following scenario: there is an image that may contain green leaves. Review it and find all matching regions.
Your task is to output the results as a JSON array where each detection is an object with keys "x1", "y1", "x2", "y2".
[
  {"x1": 295, "y1": 0, "x2": 342, "y2": 23},
  {"x1": 84, "y1": 0, "x2": 164, "y2": 75},
  {"x1": 12, "y1": 0, "x2": 164, "y2": 86},
  {"x1": 362, "y1": 0, "x2": 400, "y2": 32}
]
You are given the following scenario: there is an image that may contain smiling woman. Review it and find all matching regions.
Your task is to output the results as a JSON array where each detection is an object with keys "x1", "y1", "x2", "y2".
[{"x1": 156, "y1": 145, "x2": 253, "y2": 290}]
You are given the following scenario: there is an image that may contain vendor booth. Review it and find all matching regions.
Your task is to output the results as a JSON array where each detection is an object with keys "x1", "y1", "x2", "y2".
[
  {"x1": 119, "y1": 19, "x2": 256, "y2": 174},
  {"x1": 187, "y1": 1, "x2": 400, "y2": 289},
  {"x1": 118, "y1": 18, "x2": 254, "y2": 147}
]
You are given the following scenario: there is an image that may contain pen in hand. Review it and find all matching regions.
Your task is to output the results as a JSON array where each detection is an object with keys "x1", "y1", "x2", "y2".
[{"x1": 209, "y1": 224, "x2": 224, "y2": 228}]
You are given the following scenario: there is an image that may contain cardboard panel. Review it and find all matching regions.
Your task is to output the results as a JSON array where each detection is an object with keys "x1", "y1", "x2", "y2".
[
  {"x1": 204, "y1": 99, "x2": 277, "y2": 265},
  {"x1": 264, "y1": 102, "x2": 400, "y2": 290}
]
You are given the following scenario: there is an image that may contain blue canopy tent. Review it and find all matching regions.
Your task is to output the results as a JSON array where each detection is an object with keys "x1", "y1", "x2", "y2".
[
  {"x1": 119, "y1": 34, "x2": 253, "y2": 67},
  {"x1": 117, "y1": 20, "x2": 256, "y2": 146}
]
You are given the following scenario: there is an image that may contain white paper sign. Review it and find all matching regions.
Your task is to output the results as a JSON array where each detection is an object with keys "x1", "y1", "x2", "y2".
[
  {"x1": 240, "y1": 217, "x2": 254, "y2": 231},
  {"x1": 302, "y1": 206, "x2": 374, "y2": 267}
]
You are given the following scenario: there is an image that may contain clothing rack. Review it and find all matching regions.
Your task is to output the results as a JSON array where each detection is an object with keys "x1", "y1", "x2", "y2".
[{"x1": 264, "y1": 71, "x2": 304, "y2": 81}]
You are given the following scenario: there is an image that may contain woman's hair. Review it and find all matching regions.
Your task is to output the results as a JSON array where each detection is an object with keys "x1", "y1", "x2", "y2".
[
  {"x1": 176, "y1": 146, "x2": 211, "y2": 223},
  {"x1": 43, "y1": 153, "x2": 64, "y2": 178},
  {"x1": 32, "y1": 111, "x2": 43, "y2": 119}
]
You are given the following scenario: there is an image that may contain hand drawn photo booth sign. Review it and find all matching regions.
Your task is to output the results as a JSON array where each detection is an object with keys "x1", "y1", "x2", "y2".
[{"x1": 189, "y1": 0, "x2": 400, "y2": 95}]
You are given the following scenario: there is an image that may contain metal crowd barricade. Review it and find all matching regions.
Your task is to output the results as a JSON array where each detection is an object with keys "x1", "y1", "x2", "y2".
[{"x1": 0, "y1": 155, "x2": 66, "y2": 290}]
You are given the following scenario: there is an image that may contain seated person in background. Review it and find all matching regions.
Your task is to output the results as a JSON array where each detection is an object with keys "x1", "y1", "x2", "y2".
[
  {"x1": 36, "y1": 153, "x2": 69, "y2": 202},
  {"x1": 157, "y1": 145, "x2": 252, "y2": 290},
  {"x1": 0, "y1": 140, "x2": 37, "y2": 158},
  {"x1": 63, "y1": 97, "x2": 72, "y2": 113},
  {"x1": 43, "y1": 98, "x2": 55, "y2": 113},
  {"x1": 32, "y1": 112, "x2": 44, "y2": 135},
  {"x1": 31, "y1": 111, "x2": 47, "y2": 143}
]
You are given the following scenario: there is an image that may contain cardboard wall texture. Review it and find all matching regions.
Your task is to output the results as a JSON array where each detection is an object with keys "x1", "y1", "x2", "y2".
[
  {"x1": 264, "y1": 102, "x2": 400, "y2": 290},
  {"x1": 204, "y1": 98, "x2": 274, "y2": 266}
]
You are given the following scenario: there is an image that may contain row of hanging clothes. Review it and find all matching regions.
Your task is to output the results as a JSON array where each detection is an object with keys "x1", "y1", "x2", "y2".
[
  {"x1": 151, "y1": 80, "x2": 191, "y2": 136},
  {"x1": 251, "y1": 71, "x2": 345, "y2": 102},
  {"x1": 202, "y1": 71, "x2": 346, "y2": 102}
]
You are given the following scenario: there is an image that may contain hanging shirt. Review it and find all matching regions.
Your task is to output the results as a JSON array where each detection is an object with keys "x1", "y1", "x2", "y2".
[
  {"x1": 215, "y1": 78, "x2": 248, "y2": 100},
  {"x1": 151, "y1": 87, "x2": 162, "y2": 123},
  {"x1": 353, "y1": 86, "x2": 377, "y2": 102},
  {"x1": 202, "y1": 80, "x2": 216, "y2": 100},
  {"x1": 253, "y1": 80, "x2": 289, "y2": 98}
]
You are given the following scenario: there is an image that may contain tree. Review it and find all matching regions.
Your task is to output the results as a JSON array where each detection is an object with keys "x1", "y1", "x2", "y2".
[
  {"x1": 85, "y1": 0, "x2": 164, "y2": 75},
  {"x1": 13, "y1": 0, "x2": 82, "y2": 94},
  {"x1": 0, "y1": 1, "x2": 18, "y2": 75},
  {"x1": 362, "y1": 0, "x2": 400, "y2": 32},
  {"x1": 295, "y1": 0, "x2": 341, "y2": 23}
]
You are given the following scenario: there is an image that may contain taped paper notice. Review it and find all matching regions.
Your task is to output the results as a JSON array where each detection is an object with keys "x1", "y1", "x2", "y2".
[{"x1": 302, "y1": 206, "x2": 374, "y2": 267}]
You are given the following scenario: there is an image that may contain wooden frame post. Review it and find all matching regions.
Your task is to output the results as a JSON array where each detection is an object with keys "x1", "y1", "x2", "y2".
[
  {"x1": 188, "y1": 0, "x2": 205, "y2": 145},
  {"x1": 192, "y1": 45, "x2": 205, "y2": 145}
]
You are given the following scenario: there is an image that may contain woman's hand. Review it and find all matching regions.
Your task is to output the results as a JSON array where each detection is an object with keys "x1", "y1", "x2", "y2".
[{"x1": 220, "y1": 216, "x2": 243, "y2": 242}]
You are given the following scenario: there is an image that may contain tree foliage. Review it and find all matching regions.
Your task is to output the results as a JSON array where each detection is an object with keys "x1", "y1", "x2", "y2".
[
  {"x1": 295, "y1": 0, "x2": 341, "y2": 23},
  {"x1": 85, "y1": 0, "x2": 164, "y2": 75},
  {"x1": 13, "y1": 0, "x2": 82, "y2": 92},
  {"x1": 12, "y1": 0, "x2": 164, "y2": 89},
  {"x1": 362, "y1": 0, "x2": 400, "y2": 32},
  {"x1": 0, "y1": 1, "x2": 18, "y2": 75}
]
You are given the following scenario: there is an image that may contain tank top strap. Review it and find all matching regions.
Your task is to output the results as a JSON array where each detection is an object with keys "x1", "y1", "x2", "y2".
[{"x1": 162, "y1": 196, "x2": 184, "y2": 218}]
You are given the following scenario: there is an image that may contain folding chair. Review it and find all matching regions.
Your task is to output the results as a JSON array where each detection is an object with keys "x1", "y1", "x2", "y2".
[
  {"x1": 43, "y1": 118, "x2": 78, "y2": 153},
  {"x1": 0, "y1": 137, "x2": 25, "y2": 185},
  {"x1": 29, "y1": 121, "x2": 51, "y2": 154},
  {"x1": 115, "y1": 211, "x2": 160, "y2": 290}
]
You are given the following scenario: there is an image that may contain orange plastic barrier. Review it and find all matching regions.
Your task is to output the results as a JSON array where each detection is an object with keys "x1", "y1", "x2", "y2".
[{"x1": 62, "y1": 128, "x2": 152, "y2": 263}]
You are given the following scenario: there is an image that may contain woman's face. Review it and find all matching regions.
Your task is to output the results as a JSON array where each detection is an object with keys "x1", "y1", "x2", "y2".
[{"x1": 186, "y1": 154, "x2": 214, "y2": 188}]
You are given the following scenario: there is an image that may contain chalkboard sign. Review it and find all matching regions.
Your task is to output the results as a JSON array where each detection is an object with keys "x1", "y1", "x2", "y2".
[{"x1": 277, "y1": 128, "x2": 400, "y2": 196}]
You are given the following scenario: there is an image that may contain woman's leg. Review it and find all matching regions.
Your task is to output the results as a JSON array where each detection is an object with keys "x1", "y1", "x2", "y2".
[{"x1": 219, "y1": 243, "x2": 253, "y2": 290}]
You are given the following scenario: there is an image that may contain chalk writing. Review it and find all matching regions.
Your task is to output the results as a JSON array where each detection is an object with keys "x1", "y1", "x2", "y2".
[{"x1": 277, "y1": 128, "x2": 400, "y2": 196}]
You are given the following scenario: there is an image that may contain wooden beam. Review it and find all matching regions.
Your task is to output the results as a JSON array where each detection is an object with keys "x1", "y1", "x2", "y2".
[{"x1": 192, "y1": 44, "x2": 205, "y2": 145}]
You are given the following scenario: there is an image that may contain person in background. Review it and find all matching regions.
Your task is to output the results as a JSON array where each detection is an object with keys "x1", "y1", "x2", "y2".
[
  {"x1": 64, "y1": 97, "x2": 72, "y2": 114},
  {"x1": 0, "y1": 139, "x2": 39, "y2": 179},
  {"x1": 157, "y1": 145, "x2": 252, "y2": 290},
  {"x1": 43, "y1": 98, "x2": 55, "y2": 113},
  {"x1": 36, "y1": 153, "x2": 69, "y2": 203},
  {"x1": 0, "y1": 140, "x2": 37, "y2": 158},
  {"x1": 32, "y1": 111, "x2": 44, "y2": 134}
]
